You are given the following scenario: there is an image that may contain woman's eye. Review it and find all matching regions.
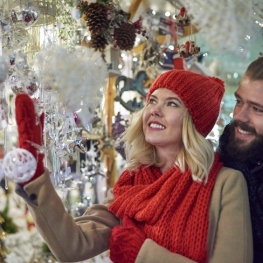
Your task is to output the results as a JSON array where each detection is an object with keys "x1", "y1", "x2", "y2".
[
  {"x1": 149, "y1": 98, "x2": 156, "y2": 104},
  {"x1": 168, "y1": 101, "x2": 178, "y2": 107}
]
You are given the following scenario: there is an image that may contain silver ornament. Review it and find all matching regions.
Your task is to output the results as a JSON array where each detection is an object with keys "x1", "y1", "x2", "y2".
[
  {"x1": 8, "y1": 70, "x2": 26, "y2": 94},
  {"x1": 24, "y1": 70, "x2": 39, "y2": 96},
  {"x1": 3, "y1": 28, "x2": 29, "y2": 50},
  {"x1": 10, "y1": 2, "x2": 40, "y2": 28}
]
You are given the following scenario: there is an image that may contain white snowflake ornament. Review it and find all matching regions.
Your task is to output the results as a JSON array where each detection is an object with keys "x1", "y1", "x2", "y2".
[{"x1": 3, "y1": 148, "x2": 37, "y2": 183}]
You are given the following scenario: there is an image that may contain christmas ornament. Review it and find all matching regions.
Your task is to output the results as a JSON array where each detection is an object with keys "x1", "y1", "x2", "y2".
[
  {"x1": 14, "y1": 51, "x2": 29, "y2": 71},
  {"x1": 175, "y1": 7, "x2": 190, "y2": 26},
  {"x1": 112, "y1": 112, "x2": 126, "y2": 159},
  {"x1": 178, "y1": 41, "x2": 200, "y2": 58},
  {"x1": 24, "y1": 70, "x2": 39, "y2": 96},
  {"x1": 83, "y1": 2, "x2": 108, "y2": 36},
  {"x1": 8, "y1": 70, "x2": 26, "y2": 94},
  {"x1": 114, "y1": 22, "x2": 136, "y2": 51},
  {"x1": 2, "y1": 148, "x2": 37, "y2": 183},
  {"x1": 10, "y1": 2, "x2": 40, "y2": 28},
  {"x1": 76, "y1": 0, "x2": 147, "y2": 57},
  {"x1": 90, "y1": 34, "x2": 109, "y2": 54},
  {"x1": 0, "y1": 11, "x2": 11, "y2": 32},
  {"x1": 2, "y1": 28, "x2": 29, "y2": 50}
]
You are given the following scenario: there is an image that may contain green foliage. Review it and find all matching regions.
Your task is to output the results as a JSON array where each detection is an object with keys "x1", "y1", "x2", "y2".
[
  {"x1": 0, "y1": 206, "x2": 18, "y2": 234},
  {"x1": 56, "y1": 0, "x2": 78, "y2": 50},
  {"x1": 97, "y1": 0, "x2": 111, "y2": 4},
  {"x1": 42, "y1": 242, "x2": 52, "y2": 253}
]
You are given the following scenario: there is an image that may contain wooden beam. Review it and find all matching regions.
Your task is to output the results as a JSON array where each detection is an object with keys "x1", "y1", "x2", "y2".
[{"x1": 128, "y1": 0, "x2": 147, "y2": 21}]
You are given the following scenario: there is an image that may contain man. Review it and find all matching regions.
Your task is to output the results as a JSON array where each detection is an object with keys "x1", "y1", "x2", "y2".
[{"x1": 218, "y1": 57, "x2": 263, "y2": 263}]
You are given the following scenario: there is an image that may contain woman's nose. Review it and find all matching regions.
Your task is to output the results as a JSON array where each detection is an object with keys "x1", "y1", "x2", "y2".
[{"x1": 150, "y1": 104, "x2": 163, "y2": 117}]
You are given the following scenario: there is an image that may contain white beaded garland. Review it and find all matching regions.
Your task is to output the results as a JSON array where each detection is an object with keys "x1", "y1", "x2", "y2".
[
  {"x1": 3, "y1": 148, "x2": 37, "y2": 183},
  {"x1": 0, "y1": 160, "x2": 4, "y2": 182},
  {"x1": 0, "y1": 56, "x2": 9, "y2": 85}
]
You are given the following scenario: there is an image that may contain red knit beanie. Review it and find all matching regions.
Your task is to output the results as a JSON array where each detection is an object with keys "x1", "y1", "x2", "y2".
[{"x1": 146, "y1": 69, "x2": 225, "y2": 137}]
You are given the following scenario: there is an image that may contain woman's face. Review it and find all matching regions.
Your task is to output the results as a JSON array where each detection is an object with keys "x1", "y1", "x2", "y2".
[{"x1": 143, "y1": 88, "x2": 187, "y2": 154}]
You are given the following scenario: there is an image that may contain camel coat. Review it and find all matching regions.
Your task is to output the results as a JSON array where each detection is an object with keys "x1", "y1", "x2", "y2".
[{"x1": 15, "y1": 167, "x2": 253, "y2": 263}]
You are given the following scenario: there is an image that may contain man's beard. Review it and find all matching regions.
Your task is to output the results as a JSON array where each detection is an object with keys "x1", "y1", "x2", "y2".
[{"x1": 224, "y1": 120, "x2": 263, "y2": 162}]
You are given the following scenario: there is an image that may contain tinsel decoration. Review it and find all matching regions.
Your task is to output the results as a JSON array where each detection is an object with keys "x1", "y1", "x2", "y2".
[{"x1": 114, "y1": 22, "x2": 136, "y2": 50}]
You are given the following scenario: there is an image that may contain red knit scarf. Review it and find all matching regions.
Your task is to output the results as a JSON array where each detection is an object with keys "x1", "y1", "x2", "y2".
[{"x1": 109, "y1": 154, "x2": 223, "y2": 263}]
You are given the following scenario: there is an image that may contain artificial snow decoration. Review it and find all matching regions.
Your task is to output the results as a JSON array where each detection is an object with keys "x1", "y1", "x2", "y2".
[
  {"x1": 3, "y1": 148, "x2": 37, "y2": 183},
  {"x1": 33, "y1": 46, "x2": 108, "y2": 133},
  {"x1": 184, "y1": 0, "x2": 263, "y2": 53}
]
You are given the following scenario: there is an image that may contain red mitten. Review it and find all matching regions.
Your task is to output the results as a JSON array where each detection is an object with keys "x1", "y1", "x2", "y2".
[
  {"x1": 15, "y1": 93, "x2": 45, "y2": 185},
  {"x1": 109, "y1": 216, "x2": 146, "y2": 263}
]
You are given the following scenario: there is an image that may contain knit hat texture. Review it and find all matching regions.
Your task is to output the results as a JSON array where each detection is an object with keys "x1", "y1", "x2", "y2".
[{"x1": 146, "y1": 69, "x2": 225, "y2": 137}]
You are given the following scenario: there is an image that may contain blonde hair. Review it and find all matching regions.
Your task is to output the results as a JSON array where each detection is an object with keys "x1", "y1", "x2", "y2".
[{"x1": 120, "y1": 108, "x2": 215, "y2": 183}]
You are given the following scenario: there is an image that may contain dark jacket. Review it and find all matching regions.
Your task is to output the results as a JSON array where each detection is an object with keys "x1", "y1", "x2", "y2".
[{"x1": 218, "y1": 124, "x2": 263, "y2": 263}]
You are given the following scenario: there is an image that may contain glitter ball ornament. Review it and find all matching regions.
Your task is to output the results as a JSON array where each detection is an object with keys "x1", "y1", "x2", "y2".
[{"x1": 3, "y1": 148, "x2": 37, "y2": 183}]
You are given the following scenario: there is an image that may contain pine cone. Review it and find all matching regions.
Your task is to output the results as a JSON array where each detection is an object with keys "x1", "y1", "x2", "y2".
[
  {"x1": 114, "y1": 22, "x2": 136, "y2": 51},
  {"x1": 84, "y1": 3, "x2": 108, "y2": 36},
  {"x1": 90, "y1": 34, "x2": 108, "y2": 52}
]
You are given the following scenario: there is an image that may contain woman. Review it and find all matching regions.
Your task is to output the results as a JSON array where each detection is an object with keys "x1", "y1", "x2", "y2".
[{"x1": 14, "y1": 69, "x2": 252, "y2": 263}]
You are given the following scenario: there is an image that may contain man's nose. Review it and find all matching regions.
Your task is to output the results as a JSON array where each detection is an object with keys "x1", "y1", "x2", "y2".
[{"x1": 233, "y1": 105, "x2": 250, "y2": 123}]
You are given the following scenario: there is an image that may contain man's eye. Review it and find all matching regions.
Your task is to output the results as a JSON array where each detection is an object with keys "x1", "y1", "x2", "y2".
[
  {"x1": 254, "y1": 107, "x2": 263, "y2": 113},
  {"x1": 149, "y1": 98, "x2": 156, "y2": 104},
  {"x1": 235, "y1": 99, "x2": 242, "y2": 105}
]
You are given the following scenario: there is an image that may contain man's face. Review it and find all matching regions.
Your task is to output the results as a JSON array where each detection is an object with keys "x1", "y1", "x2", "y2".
[
  {"x1": 226, "y1": 120, "x2": 263, "y2": 161},
  {"x1": 228, "y1": 75, "x2": 263, "y2": 160}
]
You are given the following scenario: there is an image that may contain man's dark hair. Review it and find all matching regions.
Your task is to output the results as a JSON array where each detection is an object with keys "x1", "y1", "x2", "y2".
[{"x1": 245, "y1": 57, "x2": 263, "y2": 80}]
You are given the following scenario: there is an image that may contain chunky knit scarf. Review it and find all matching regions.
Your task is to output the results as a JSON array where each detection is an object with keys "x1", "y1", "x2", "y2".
[
  {"x1": 219, "y1": 124, "x2": 263, "y2": 252},
  {"x1": 109, "y1": 154, "x2": 223, "y2": 263}
]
